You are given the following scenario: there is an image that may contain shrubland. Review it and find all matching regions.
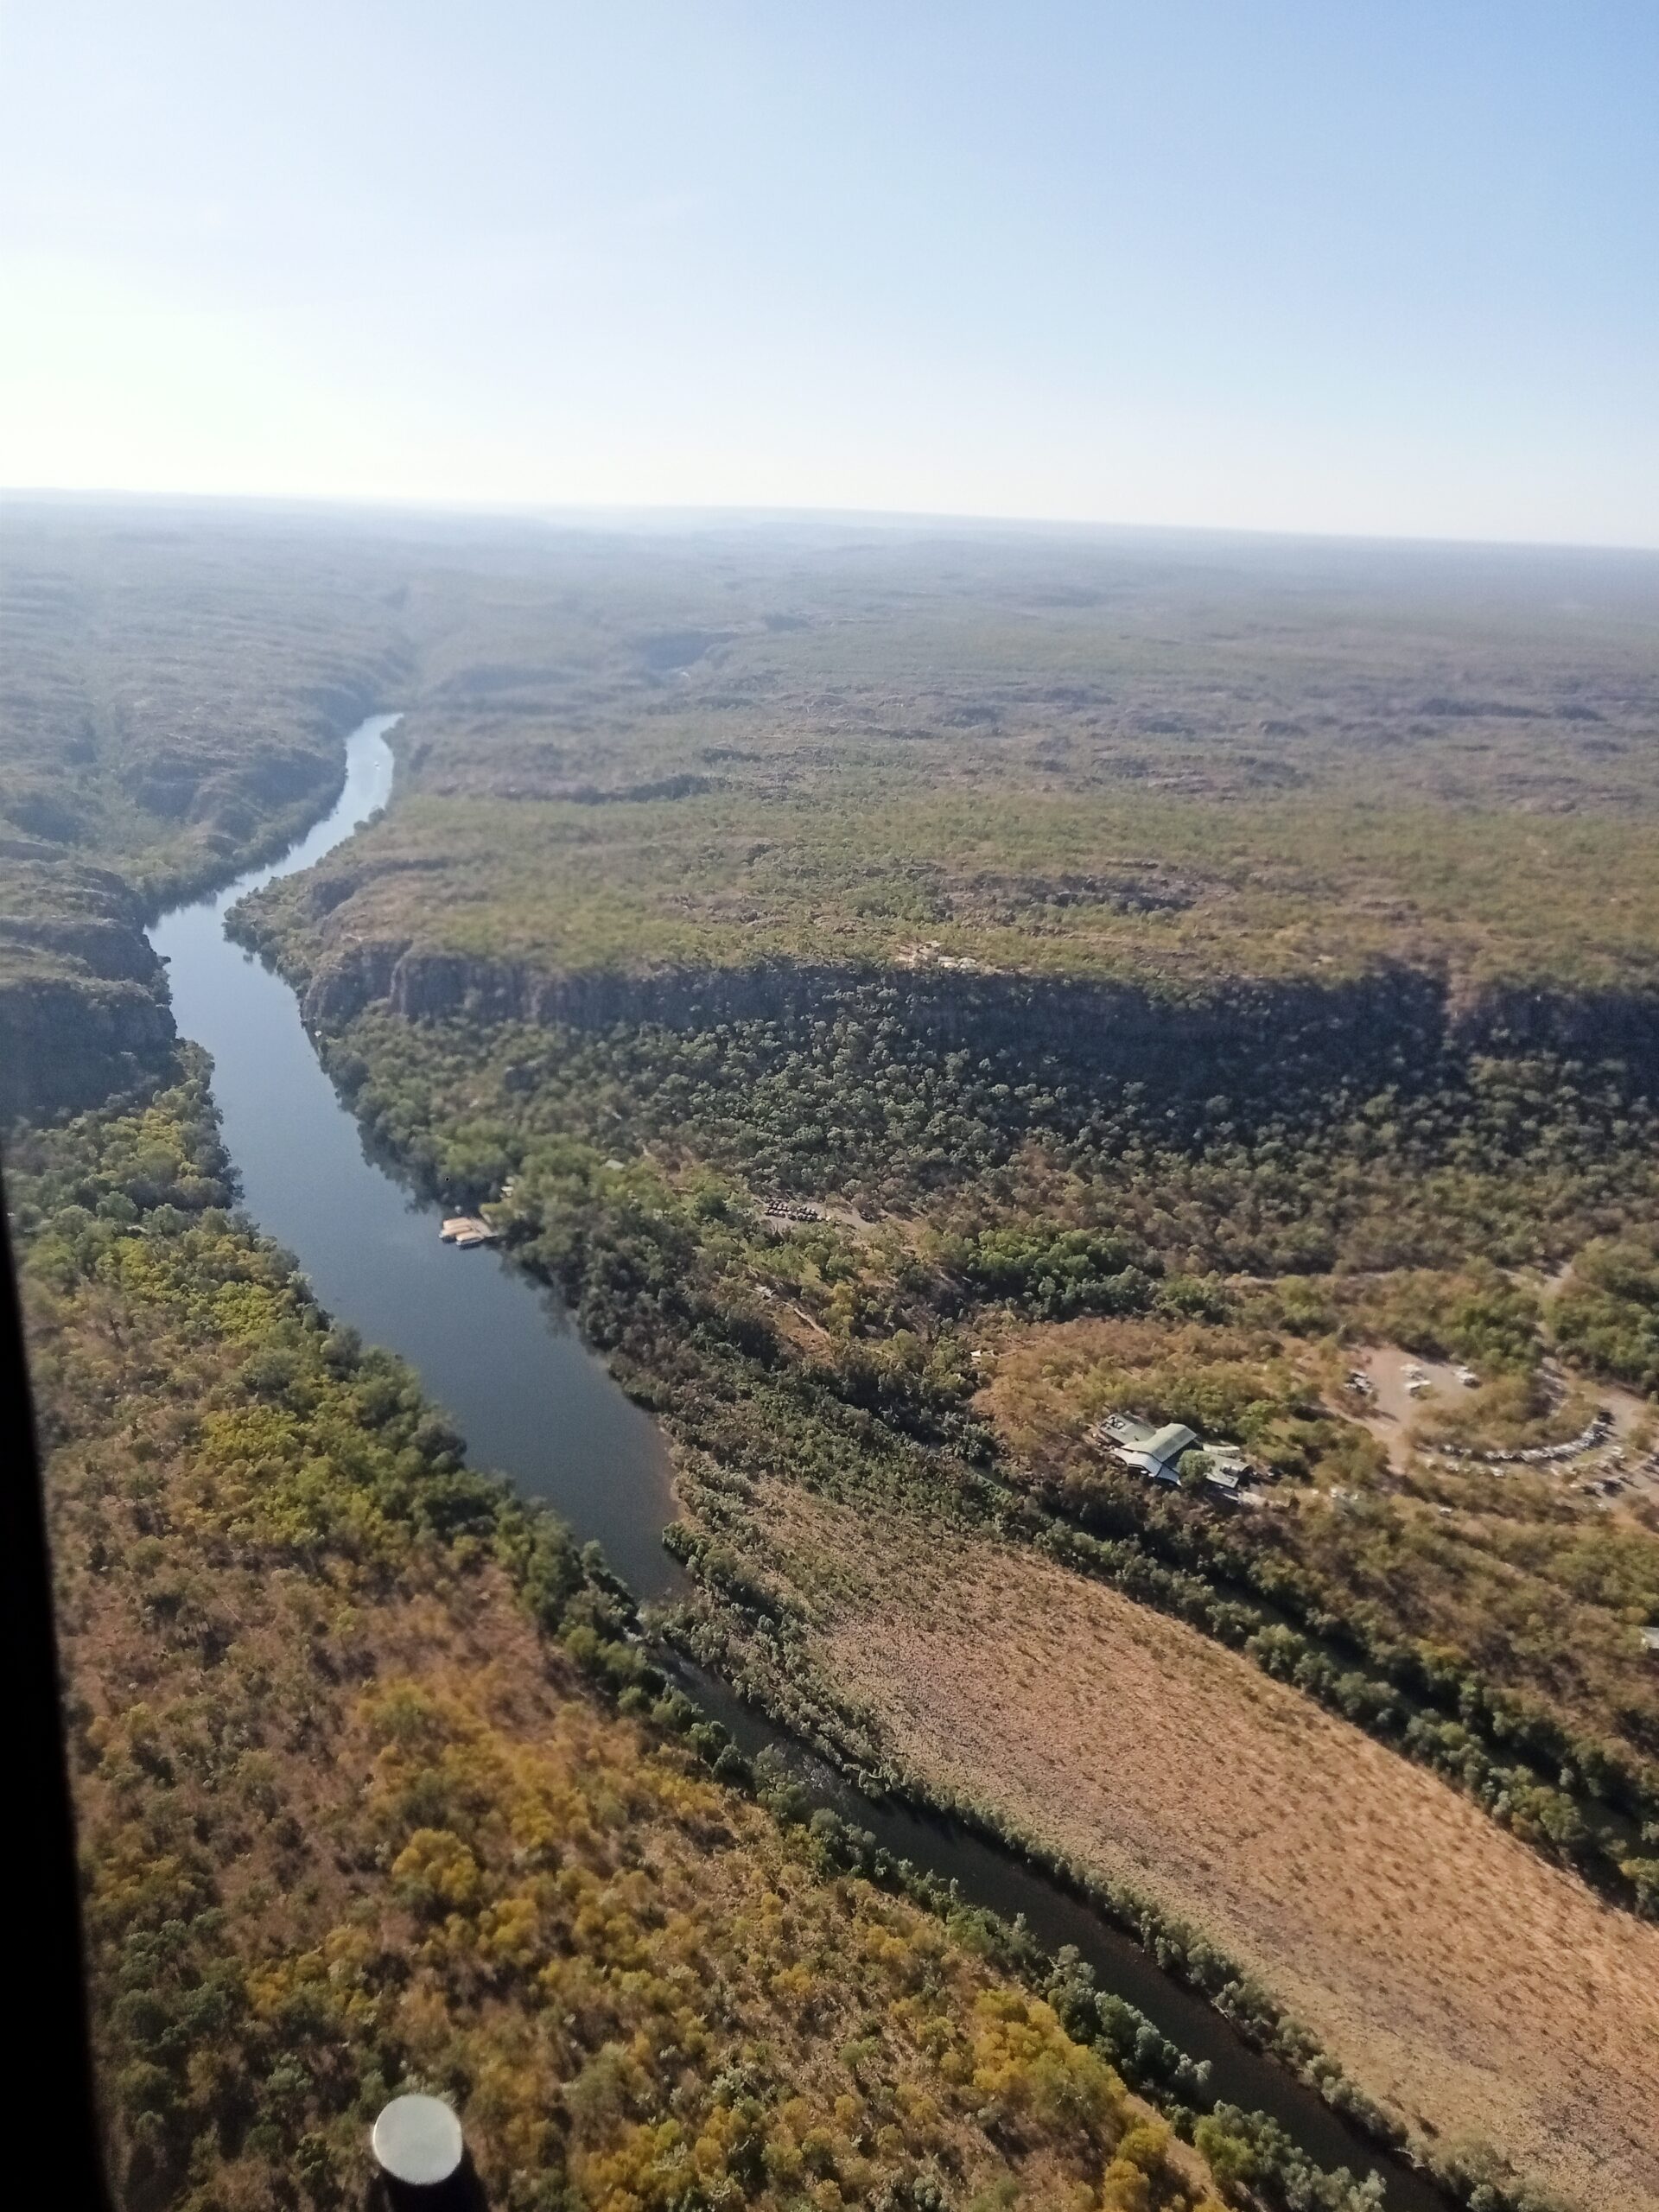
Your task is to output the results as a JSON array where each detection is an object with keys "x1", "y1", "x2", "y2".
[
  {"x1": 8, "y1": 505, "x2": 1659, "y2": 2210},
  {"x1": 0, "y1": 506, "x2": 404, "y2": 907},
  {"x1": 10, "y1": 1063, "x2": 1258, "y2": 2212},
  {"x1": 1553, "y1": 1232, "x2": 1659, "y2": 1394},
  {"x1": 282, "y1": 1001, "x2": 1659, "y2": 1898},
  {"x1": 232, "y1": 521, "x2": 1659, "y2": 1000},
  {"x1": 0, "y1": 505, "x2": 404, "y2": 1114}
]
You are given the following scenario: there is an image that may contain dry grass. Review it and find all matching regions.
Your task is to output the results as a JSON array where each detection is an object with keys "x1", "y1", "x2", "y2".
[
  {"x1": 966, "y1": 1314, "x2": 1659, "y2": 1770},
  {"x1": 741, "y1": 1481, "x2": 1659, "y2": 2211}
]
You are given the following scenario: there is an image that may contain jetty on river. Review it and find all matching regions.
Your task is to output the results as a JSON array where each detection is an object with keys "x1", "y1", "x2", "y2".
[{"x1": 440, "y1": 1214, "x2": 499, "y2": 1248}]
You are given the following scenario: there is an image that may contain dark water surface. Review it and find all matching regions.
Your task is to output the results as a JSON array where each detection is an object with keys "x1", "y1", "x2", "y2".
[
  {"x1": 150, "y1": 715, "x2": 679, "y2": 1595},
  {"x1": 149, "y1": 715, "x2": 1442, "y2": 2209}
]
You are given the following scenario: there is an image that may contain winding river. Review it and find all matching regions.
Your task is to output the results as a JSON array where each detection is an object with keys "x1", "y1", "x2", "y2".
[{"x1": 150, "y1": 714, "x2": 1443, "y2": 2209}]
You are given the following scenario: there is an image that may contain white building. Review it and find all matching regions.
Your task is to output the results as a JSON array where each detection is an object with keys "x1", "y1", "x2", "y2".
[{"x1": 1115, "y1": 1421, "x2": 1198, "y2": 1485}]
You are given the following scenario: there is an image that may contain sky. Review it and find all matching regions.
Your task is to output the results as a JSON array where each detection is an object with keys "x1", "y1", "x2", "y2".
[{"x1": 1, "y1": 2, "x2": 1656, "y2": 546}]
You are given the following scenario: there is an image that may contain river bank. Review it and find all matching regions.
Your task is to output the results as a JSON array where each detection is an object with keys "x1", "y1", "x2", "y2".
[{"x1": 146, "y1": 712, "x2": 1497, "y2": 2211}]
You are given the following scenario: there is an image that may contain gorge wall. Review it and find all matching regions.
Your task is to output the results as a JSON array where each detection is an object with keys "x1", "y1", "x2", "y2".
[
  {"x1": 0, "y1": 859, "x2": 174, "y2": 1120},
  {"x1": 238, "y1": 907, "x2": 1659, "y2": 1108}
]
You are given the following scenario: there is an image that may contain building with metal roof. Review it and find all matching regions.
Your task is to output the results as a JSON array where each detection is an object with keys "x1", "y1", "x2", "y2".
[{"x1": 1116, "y1": 1421, "x2": 1198, "y2": 1484}]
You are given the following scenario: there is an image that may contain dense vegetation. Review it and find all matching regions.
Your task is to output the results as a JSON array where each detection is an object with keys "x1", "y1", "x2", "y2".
[
  {"x1": 303, "y1": 988, "x2": 1659, "y2": 1273},
  {"x1": 132, "y1": 509, "x2": 1652, "y2": 1006},
  {"x1": 10, "y1": 1065, "x2": 1269, "y2": 2212},
  {"x1": 0, "y1": 505, "x2": 404, "y2": 1114},
  {"x1": 1553, "y1": 1232, "x2": 1659, "y2": 1394},
  {"x1": 7, "y1": 505, "x2": 1659, "y2": 2210},
  {"x1": 295, "y1": 1000, "x2": 1659, "y2": 1898},
  {"x1": 258, "y1": 983, "x2": 1659, "y2": 2202},
  {"x1": 0, "y1": 506, "x2": 403, "y2": 905}
]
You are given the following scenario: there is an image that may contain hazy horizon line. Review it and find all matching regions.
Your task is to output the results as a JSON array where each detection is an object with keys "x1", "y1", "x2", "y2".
[{"x1": 3, "y1": 481, "x2": 1656, "y2": 561}]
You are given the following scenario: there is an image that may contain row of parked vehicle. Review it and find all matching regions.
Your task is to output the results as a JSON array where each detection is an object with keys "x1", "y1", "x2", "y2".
[{"x1": 764, "y1": 1200, "x2": 823, "y2": 1223}]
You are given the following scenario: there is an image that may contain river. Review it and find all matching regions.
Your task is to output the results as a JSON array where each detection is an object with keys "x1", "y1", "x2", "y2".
[{"x1": 150, "y1": 713, "x2": 1444, "y2": 2209}]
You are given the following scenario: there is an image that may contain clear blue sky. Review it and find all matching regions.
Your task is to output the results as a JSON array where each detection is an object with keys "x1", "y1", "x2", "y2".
[{"x1": 2, "y1": 2, "x2": 1655, "y2": 543}]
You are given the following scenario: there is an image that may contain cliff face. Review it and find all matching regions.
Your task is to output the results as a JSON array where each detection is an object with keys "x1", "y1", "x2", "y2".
[
  {"x1": 270, "y1": 924, "x2": 1659, "y2": 1102},
  {"x1": 0, "y1": 859, "x2": 175, "y2": 1119},
  {"x1": 0, "y1": 976, "x2": 175, "y2": 1120},
  {"x1": 1446, "y1": 981, "x2": 1659, "y2": 1065}
]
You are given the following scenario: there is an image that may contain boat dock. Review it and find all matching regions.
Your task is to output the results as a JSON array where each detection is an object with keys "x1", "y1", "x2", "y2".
[{"x1": 440, "y1": 1215, "x2": 499, "y2": 1248}]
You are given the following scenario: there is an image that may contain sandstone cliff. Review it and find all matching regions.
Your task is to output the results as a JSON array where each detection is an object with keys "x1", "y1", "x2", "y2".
[
  {"x1": 0, "y1": 858, "x2": 175, "y2": 1118},
  {"x1": 230, "y1": 883, "x2": 1659, "y2": 1103}
]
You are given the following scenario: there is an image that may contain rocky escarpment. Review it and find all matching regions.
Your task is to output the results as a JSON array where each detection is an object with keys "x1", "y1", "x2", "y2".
[
  {"x1": 0, "y1": 858, "x2": 174, "y2": 1118},
  {"x1": 231, "y1": 893, "x2": 1659, "y2": 1107},
  {"x1": 1446, "y1": 979, "x2": 1659, "y2": 1065}
]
